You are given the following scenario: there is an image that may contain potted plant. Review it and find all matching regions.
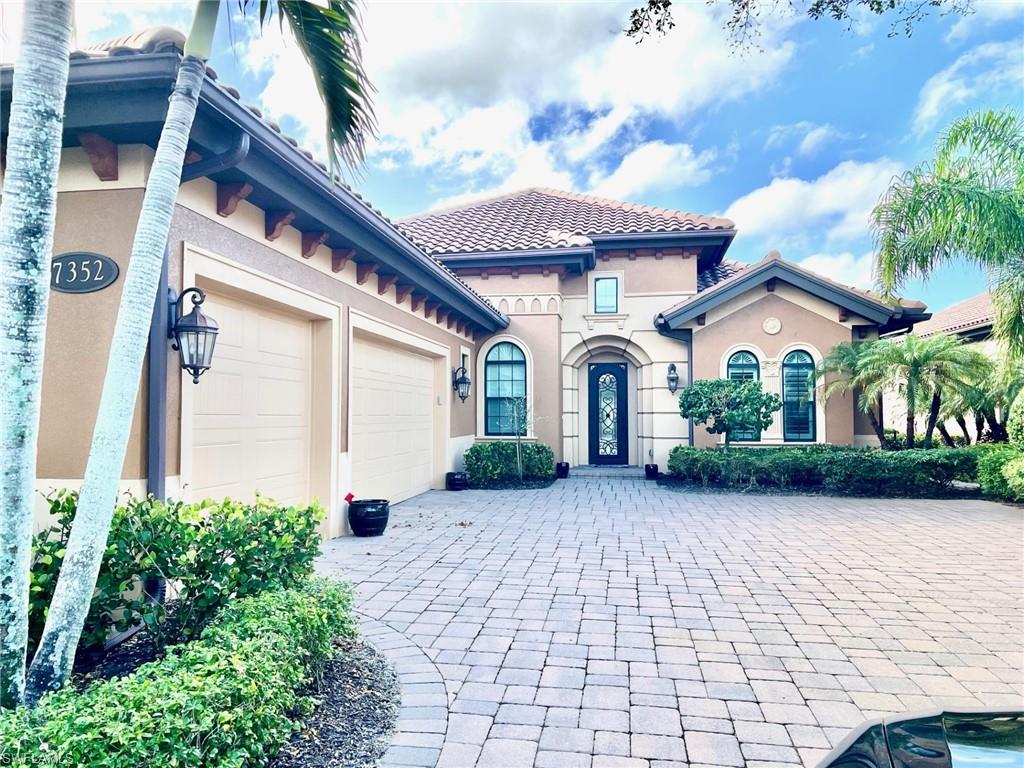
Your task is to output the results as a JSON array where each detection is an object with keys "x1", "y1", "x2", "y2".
[
  {"x1": 346, "y1": 494, "x2": 389, "y2": 537},
  {"x1": 556, "y1": 462, "x2": 570, "y2": 478},
  {"x1": 644, "y1": 463, "x2": 659, "y2": 479}
]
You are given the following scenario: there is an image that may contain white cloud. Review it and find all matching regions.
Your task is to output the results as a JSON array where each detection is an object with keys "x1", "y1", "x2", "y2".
[
  {"x1": 589, "y1": 141, "x2": 716, "y2": 199},
  {"x1": 724, "y1": 158, "x2": 903, "y2": 245},
  {"x1": 345, "y1": 0, "x2": 795, "y2": 199},
  {"x1": 913, "y1": 40, "x2": 1024, "y2": 134},
  {"x1": 797, "y1": 251, "x2": 876, "y2": 289},
  {"x1": 765, "y1": 121, "x2": 844, "y2": 157},
  {"x1": 946, "y1": 0, "x2": 1024, "y2": 42}
]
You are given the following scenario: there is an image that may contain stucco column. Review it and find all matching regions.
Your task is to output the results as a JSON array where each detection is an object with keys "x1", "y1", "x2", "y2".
[{"x1": 761, "y1": 358, "x2": 784, "y2": 441}]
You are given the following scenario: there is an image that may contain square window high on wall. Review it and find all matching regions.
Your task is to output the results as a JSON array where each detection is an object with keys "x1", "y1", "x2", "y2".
[{"x1": 594, "y1": 277, "x2": 618, "y2": 314}]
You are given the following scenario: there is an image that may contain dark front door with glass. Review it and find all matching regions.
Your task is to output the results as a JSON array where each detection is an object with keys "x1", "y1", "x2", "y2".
[{"x1": 588, "y1": 363, "x2": 628, "y2": 465}]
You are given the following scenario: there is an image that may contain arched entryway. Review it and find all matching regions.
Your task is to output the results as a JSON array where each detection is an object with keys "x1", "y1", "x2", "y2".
[{"x1": 562, "y1": 336, "x2": 653, "y2": 467}]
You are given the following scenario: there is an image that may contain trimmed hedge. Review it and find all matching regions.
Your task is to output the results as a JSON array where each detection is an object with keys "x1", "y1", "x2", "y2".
[
  {"x1": 666, "y1": 445, "x2": 977, "y2": 497},
  {"x1": 464, "y1": 441, "x2": 555, "y2": 487},
  {"x1": 31, "y1": 492, "x2": 323, "y2": 651},
  {"x1": 0, "y1": 578, "x2": 355, "y2": 768},
  {"x1": 976, "y1": 444, "x2": 1024, "y2": 502}
]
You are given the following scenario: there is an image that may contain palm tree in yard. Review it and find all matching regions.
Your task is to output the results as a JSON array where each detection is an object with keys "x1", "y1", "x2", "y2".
[
  {"x1": 816, "y1": 342, "x2": 889, "y2": 447},
  {"x1": 873, "y1": 110, "x2": 1024, "y2": 358},
  {"x1": 0, "y1": 0, "x2": 74, "y2": 708},
  {"x1": 22, "y1": 0, "x2": 374, "y2": 705},
  {"x1": 858, "y1": 335, "x2": 989, "y2": 449}
]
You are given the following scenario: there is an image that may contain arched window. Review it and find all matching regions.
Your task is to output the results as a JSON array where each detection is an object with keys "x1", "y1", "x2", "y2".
[
  {"x1": 484, "y1": 342, "x2": 527, "y2": 436},
  {"x1": 727, "y1": 351, "x2": 760, "y2": 441},
  {"x1": 782, "y1": 350, "x2": 816, "y2": 441}
]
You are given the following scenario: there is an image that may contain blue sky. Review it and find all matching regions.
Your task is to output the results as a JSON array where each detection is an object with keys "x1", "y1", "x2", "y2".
[{"x1": 3, "y1": 0, "x2": 1021, "y2": 313}]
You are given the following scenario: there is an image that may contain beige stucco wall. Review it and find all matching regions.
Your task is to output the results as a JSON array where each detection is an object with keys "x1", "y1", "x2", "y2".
[
  {"x1": 561, "y1": 250, "x2": 697, "y2": 296},
  {"x1": 40, "y1": 188, "x2": 149, "y2": 482},
  {"x1": 688, "y1": 291, "x2": 859, "y2": 448}
]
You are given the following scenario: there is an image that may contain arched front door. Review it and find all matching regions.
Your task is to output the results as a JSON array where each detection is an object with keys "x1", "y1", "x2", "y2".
[{"x1": 588, "y1": 363, "x2": 628, "y2": 465}]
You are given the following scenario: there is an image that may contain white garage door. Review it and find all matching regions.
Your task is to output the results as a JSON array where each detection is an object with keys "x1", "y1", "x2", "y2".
[
  {"x1": 351, "y1": 336, "x2": 435, "y2": 503},
  {"x1": 190, "y1": 292, "x2": 311, "y2": 506}
]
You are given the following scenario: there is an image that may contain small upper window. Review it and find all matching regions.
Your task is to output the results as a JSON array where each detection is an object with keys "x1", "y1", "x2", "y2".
[{"x1": 594, "y1": 277, "x2": 618, "y2": 314}]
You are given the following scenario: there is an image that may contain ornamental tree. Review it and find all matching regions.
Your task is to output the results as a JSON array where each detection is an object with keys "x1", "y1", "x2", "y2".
[{"x1": 679, "y1": 379, "x2": 782, "y2": 447}]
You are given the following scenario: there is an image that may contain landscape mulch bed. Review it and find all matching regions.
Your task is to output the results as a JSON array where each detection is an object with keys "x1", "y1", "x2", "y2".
[
  {"x1": 269, "y1": 637, "x2": 399, "y2": 768},
  {"x1": 70, "y1": 631, "x2": 400, "y2": 768}
]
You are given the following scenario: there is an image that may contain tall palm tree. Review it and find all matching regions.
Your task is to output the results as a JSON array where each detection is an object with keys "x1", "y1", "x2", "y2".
[
  {"x1": 859, "y1": 335, "x2": 989, "y2": 449},
  {"x1": 873, "y1": 110, "x2": 1024, "y2": 358},
  {"x1": 0, "y1": 0, "x2": 74, "y2": 709},
  {"x1": 24, "y1": 0, "x2": 374, "y2": 705},
  {"x1": 815, "y1": 341, "x2": 889, "y2": 447}
]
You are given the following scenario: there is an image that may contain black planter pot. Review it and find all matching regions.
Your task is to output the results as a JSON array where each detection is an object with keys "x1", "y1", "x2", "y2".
[
  {"x1": 644, "y1": 463, "x2": 659, "y2": 480},
  {"x1": 446, "y1": 471, "x2": 469, "y2": 491},
  {"x1": 556, "y1": 462, "x2": 570, "y2": 479},
  {"x1": 348, "y1": 499, "x2": 389, "y2": 537}
]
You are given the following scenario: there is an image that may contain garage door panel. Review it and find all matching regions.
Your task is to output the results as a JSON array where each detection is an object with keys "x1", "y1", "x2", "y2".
[
  {"x1": 351, "y1": 337, "x2": 435, "y2": 504},
  {"x1": 191, "y1": 292, "x2": 311, "y2": 507}
]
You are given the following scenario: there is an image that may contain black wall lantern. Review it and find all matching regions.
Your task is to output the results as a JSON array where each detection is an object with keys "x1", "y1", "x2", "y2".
[
  {"x1": 169, "y1": 287, "x2": 219, "y2": 384},
  {"x1": 666, "y1": 363, "x2": 680, "y2": 394},
  {"x1": 452, "y1": 366, "x2": 472, "y2": 402}
]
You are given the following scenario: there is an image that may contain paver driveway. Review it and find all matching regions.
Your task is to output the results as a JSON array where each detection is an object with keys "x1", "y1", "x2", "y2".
[{"x1": 318, "y1": 478, "x2": 1024, "y2": 768}]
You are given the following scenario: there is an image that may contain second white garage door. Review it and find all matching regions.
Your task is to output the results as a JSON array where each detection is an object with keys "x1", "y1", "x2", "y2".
[{"x1": 350, "y1": 336, "x2": 435, "y2": 503}]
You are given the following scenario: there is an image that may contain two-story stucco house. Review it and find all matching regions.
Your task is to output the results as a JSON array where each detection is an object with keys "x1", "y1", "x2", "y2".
[
  {"x1": 400, "y1": 188, "x2": 929, "y2": 468},
  {"x1": 2, "y1": 29, "x2": 929, "y2": 537}
]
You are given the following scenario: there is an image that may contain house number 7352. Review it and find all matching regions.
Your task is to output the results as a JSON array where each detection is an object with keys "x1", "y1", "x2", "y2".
[{"x1": 50, "y1": 252, "x2": 120, "y2": 294}]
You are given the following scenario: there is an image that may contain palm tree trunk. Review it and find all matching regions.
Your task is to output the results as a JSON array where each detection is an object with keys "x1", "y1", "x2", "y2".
[
  {"x1": 936, "y1": 424, "x2": 956, "y2": 447},
  {"x1": 955, "y1": 415, "x2": 971, "y2": 444},
  {"x1": 905, "y1": 379, "x2": 916, "y2": 449},
  {"x1": 924, "y1": 389, "x2": 941, "y2": 448},
  {"x1": 974, "y1": 412, "x2": 986, "y2": 441},
  {"x1": 865, "y1": 402, "x2": 887, "y2": 447},
  {"x1": 24, "y1": 4, "x2": 219, "y2": 704},
  {"x1": 985, "y1": 411, "x2": 1008, "y2": 442},
  {"x1": 0, "y1": 0, "x2": 73, "y2": 709}
]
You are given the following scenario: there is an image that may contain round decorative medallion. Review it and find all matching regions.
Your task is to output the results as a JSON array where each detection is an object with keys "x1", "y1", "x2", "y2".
[{"x1": 762, "y1": 316, "x2": 782, "y2": 335}]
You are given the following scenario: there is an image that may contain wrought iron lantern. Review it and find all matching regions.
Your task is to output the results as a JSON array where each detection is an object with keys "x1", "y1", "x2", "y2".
[
  {"x1": 451, "y1": 366, "x2": 472, "y2": 402},
  {"x1": 666, "y1": 363, "x2": 680, "y2": 394},
  {"x1": 169, "y1": 287, "x2": 219, "y2": 384}
]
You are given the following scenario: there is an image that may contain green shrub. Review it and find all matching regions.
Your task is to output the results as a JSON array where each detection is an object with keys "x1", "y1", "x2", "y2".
[
  {"x1": 0, "y1": 578, "x2": 355, "y2": 768},
  {"x1": 666, "y1": 445, "x2": 975, "y2": 497},
  {"x1": 464, "y1": 441, "x2": 555, "y2": 486},
  {"x1": 1007, "y1": 392, "x2": 1024, "y2": 446},
  {"x1": 30, "y1": 492, "x2": 324, "y2": 652},
  {"x1": 976, "y1": 444, "x2": 1024, "y2": 501}
]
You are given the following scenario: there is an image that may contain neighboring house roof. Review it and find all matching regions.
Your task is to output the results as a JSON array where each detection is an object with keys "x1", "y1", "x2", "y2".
[
  {"x1": 0, "y1": 27, "x2": 508, "y2": 333},
  {"x1": 657, "y1": 250, "x2": 929, "y2": 334},
  {"x1": 697, "y1": 259, "x2": 748, "y2": 292},
  {"x1": 399, "y1": 187, "x2": 736, "y2": 256},
  {"x1": 913, "y1": 291, "x2": 993, "y2": 339}
]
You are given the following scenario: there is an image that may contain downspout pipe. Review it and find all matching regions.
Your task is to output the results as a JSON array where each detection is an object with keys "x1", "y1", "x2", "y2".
[
  {"x1": 146, "y1": 129, "x2": 251, "y2": 499},
  {"x1": 657, "y1": 322, "x2": 694, "y2": 447}
]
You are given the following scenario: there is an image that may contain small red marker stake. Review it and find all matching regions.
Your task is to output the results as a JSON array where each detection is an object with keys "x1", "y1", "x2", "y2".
[{"x1": 344, "y1": 492, "x2": 355, "y2": 504}]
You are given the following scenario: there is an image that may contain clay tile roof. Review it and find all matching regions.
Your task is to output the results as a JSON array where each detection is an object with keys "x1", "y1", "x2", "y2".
[
  {"x1": 398, "y1": 187, "x2": 735, "y2": 256},
  {"x1": 697, "y1": 259, "x2": 748, "y2": 292},
  {"x1": 913, "y1": 291, "x2": 993, "y2": 338}
]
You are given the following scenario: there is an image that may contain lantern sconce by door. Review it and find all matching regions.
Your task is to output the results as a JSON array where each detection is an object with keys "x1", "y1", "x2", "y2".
[
  {"x1": 666, "y1": 363, "x2": 680, "y2": 394},
  {"x1": 168, "y1": 287, "x2": 219, "y2": 384},
  {"x1": 451, "y1": 366, "x2": 472, "y2": 402}
]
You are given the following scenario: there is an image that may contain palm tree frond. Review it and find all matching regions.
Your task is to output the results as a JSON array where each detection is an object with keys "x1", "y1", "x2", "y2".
[{"x1": 240, "y1": 0, "x2": 376, "y2": 177}]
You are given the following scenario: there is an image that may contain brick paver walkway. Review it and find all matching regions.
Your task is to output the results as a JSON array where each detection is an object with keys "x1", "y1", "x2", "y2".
[{"x1": 318, "y1": 478, "x2": 1024, "y2": 768}]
